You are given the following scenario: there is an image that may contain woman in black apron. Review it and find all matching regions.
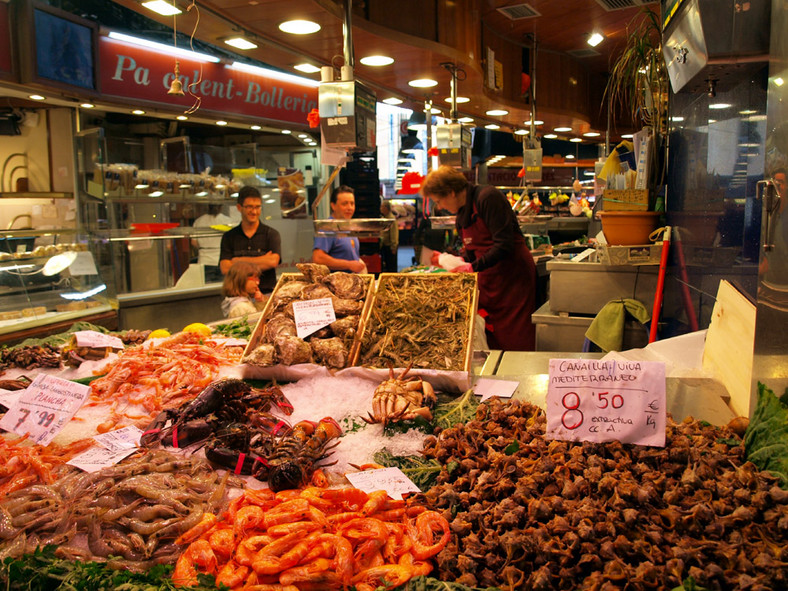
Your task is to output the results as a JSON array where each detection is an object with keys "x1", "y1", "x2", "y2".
[{"x1": 422, "y1": 166, "x2": 536, "y2": 351}]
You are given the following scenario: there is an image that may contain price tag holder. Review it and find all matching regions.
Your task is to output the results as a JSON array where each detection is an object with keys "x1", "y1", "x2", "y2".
[
  {"x1": 473, "y1": 377, "x2": 518, "y2": 402},
  {"x1": 93, "y1": 425, "x2": 144, "y2": 453},
  {"x1": 546, "y1": 359, "x2": 666, "y2": 447},
  {"x1": 67, "y1": 445, "x2": 138, "y2": 473},
  {"x1": 0, "y1": 374, "x2": 90, "y2": 445},
  {"x1": 345, "y1": 467, "x2": 421, "y2": 500},
  {"x1": 73, "y1": 330, "x2": 124, "y2": 350},
  {"x1": 293, "y1": 298, "x2": 336, "y2": 339}
]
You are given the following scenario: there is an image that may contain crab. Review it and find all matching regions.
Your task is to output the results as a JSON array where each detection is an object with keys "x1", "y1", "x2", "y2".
[{"x1": 364, "y1": 363, "x2": 437, "y2": 426}]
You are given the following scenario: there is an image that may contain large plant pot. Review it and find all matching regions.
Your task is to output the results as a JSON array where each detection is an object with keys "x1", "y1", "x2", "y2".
[{"x1": 599, "y1": 211, "x2": 661, "y2": 246}]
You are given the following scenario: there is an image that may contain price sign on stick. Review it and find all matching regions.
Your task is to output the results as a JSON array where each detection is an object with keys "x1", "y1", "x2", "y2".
[
  {"x1": 346, "y1": 467, "x2": 421, "y2": 500},
  {"x1": 293, "y1": 298, "x2": 336, "y2": 339},
  {"x1": 546, "y1": 359, "x2": 666, "y2": 447},
  {"x1": 0, "y1": 374, "x2": 90, "y2": 445},
  {"x1": 93, "y1": 425, "x2": 144, "y2": 453},
  {"x1": 73, "y1": 330, "x2": 124, "y2": 350}
]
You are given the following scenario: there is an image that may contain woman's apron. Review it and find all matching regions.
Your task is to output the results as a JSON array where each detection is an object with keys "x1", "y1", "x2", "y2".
[{"x1": 462, "y1": 194, "x2": 536, "y2": 351}]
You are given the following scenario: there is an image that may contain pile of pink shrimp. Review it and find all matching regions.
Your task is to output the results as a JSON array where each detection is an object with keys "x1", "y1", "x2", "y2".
[
  {"x1": 86, "y1": 332, "x2": 244, "y2": 433},
  {"x1": 172, "y1": 486, "x2": 451, "y2": 590},
  {"x1": 0, "y1": 434, "x2": 93, "y2": 495}
]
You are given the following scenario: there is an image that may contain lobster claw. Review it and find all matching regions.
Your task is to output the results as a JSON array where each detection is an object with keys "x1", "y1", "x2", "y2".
[{"x1": 140, "y1": 409, "x2": 174, "y2": 447}]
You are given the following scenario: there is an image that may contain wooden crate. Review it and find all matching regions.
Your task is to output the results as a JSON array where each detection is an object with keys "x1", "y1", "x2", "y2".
[
  {"x1": 243, "y1": 272, "x2": 375, "y2": 377},
  {"x1": 352, "y1": 273, "x2": 478, "y2": 380},
  {"x1": 602, "y1": 189, "x2": 649, "y2": 211}
]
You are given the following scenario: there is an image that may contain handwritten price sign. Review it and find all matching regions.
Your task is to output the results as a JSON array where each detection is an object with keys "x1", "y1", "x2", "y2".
[
  {"x1": 293, "y1": 298, "x2": 337, "y2": 339},
  {"x1": 0, "y1": 374, "x2": 90, "y2": 445},
  {"x1": 346, "y1": 467, "x2": 421, "y2": 500},
  {"x1": 546, "y1": 359, "x2": 666, "y2": 447}
]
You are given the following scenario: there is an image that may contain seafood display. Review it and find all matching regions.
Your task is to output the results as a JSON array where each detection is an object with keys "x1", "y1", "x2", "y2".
[
  {"x1": 0, "y1": 344, "x2": 61, "y2": 374},
  {"x1": 0, "y1": 450, "x2": 232, "y2": 567},
  {"x1": 172, "y1": 486, "x2": 450, "y2": 589},
  {"x1": 243, "y1": 264, "x2": 372, "y2": 369},
  {"x1": 88, "y1": 331, "x2": 244, "y2": 433},
  {"x1": 365, "y1": 364, "x2": 437, "y2": 426},
  {"x1": 414, "y1": 398, "x2": 788, "y2": 591},
  {"x1": 359, "y1": 274, "x2": 477, "y2": 371},
  {"x1": 140, "y1": 378, "x2": 294, "y2": 448}
]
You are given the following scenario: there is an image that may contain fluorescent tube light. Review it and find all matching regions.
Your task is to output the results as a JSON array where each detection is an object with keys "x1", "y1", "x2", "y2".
[{"x1": 108, "y1": 31, "x2": 220, "y2": 63}]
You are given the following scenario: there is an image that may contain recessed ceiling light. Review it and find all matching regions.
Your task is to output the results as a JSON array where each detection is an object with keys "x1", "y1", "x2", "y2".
[
  {"x1": 177, "y1": 115, "x2": 188, "y2": 121},
  {"x1": 132, "y1": 109, "x2": 145, "y2": 114},
  {"x1": 671, "y1": 116, "x2": 685, "y2": 122},
  {"x1": 444, "y1": 96, "x2": 470, "y2": 103},
  {"x1": 281, "y1": 129, "x2": 291, "y2": 134},
  {"x1": 524, "y1": 119, "x2": 544, "y2": 125},
  {"x1": 294, "y1": 63, "x2": 321, "y2": 74},
  {"x1": 485, "y1": 124, "x2": 500, "y2": 130},
  {"x1": 458, "y1": 117, "x2": 474, "y2": 123},
  {"x1": 251, "y1": 125, "x2": 261, "y2": 130},
  {"x1": 382, "y1": 97, "x2": 403, "y2": 105},
  {"x1": 514, "y1": 129, "x2": 528, "y2": 135},
  {"x1": 80, "y1": 103, "x2": 95, "y2": 109},
  {"x1": 430, "y1": 107, "x2": 441, "y2": 114},
  {"x1": 621, "y1": 133, "x2": 634, "y2": 138},
  {"x1": 544, "y1": 133, "x2": 558, "y2": 139},
  {"x1": 360, "y1": 55, "x2": 394, "y2": 66},
  {"x1": 587, "y1": 32, "x2": 604, "y2": 47},
  {"x1": 486, "y1": 109, "x2": 508, "y2": 116},
  {"x1": 278, "y1": 20, "x2": 321, "y2": 35},
  {"x1": 554, "y1": 126, "x2": 572, "y2": 132},
  {"x1": 566, "y1": 154, "x2": 576, "y2": 159},
  {"x1": 298, "y1": 133, "x2": 308, "y2": 138},
  {"x1": 225, "y1": 37, "x2": 257, "y2": 50},
  {"x1": 216, "y1": 120, "x2": 228, "y2": 126},
  {"x1": 142, "y1": 0, "x2": 182, "y2": 16},
  {"x1": 29, "y1": 94, "x2": 46, "y2": 101},
  {"x1": 774, "y1": 77, "x2": 785, "y2": 87},
  {"x1": 570, "y1": 138, "x2": 582, "y2": 143},
  {"x1": 739, "y1": 109, "x2": 757, "y2": 115},
  {"x1": 583, "y1": 131, "x2": 600, "y2": 137},
  {"x1": 709, "y1": 103, "x2": 732, "y2": 109},
  {"x1": 408, "y1": 78, "x2": 438, "y2": 88}
]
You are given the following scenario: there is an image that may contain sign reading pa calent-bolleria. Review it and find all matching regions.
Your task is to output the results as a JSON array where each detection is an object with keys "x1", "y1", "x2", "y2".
[{"x1": 546, "y1": 359, "x2": 666, "y2": 447}]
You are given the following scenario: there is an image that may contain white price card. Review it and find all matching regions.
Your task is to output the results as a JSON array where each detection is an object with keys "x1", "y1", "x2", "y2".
[
  {"x1": 473, "y1": 378, "x2": 518, "y2": 402},
  {"x1": 0, "y1": 388, "x2": 25, "y2": 409},
  {"x1": 67, "y1": 445, "x2": 138, "y2": 473},
  {"x1": 345, "y1": 467, "x2": 422, "y2": 501},
  {"x1": 546, "y1": 359, "x2": 666, "y2": 447},
  {"x1": 69, "y1": 251, "x2": 99, "y2": 276},
  {"x1": 293, "y1": 298, "x2": 336, "y2": 339},
  {"x1": 73, "y1": 330, "x2": 124, "y2": 350},
  {"x1": 212, "y1": 336, "x2": 248, "y2": 348},
  {"x1": 0, "y1": 374, "x2": 90, "y2": 445},
  {"x1": 93, "y1": 425, "x2": 144, "y2": 453}
]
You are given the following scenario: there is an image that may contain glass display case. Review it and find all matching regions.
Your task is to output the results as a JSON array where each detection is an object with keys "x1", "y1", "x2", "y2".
[{"x1": 0, "y1": 226, "x2": 117, "y2": 341}]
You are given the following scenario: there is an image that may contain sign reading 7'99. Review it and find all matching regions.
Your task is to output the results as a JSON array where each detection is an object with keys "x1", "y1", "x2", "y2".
[{"x1": 546, "y1": 359, "x2": 666, "y2": 447}]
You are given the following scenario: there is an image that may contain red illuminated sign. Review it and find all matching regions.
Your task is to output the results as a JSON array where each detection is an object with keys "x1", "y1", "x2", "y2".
[{"x1": 100, "y1": 37, "x2": 318, "y2": 126}]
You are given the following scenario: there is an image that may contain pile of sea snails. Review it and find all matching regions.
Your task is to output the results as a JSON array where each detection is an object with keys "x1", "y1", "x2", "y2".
[{"x1": 412, "y1": 398, "x2": 788, "y2": 591}]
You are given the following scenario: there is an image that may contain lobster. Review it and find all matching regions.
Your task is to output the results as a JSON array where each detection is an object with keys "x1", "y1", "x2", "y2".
[{"x1": 140, "y1": 378, "x2": 293, "y2": 449}]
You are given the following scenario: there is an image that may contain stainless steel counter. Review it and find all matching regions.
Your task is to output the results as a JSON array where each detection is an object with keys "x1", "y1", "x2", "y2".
[{"x1": 473, "y1": 351, "x2": 736, "y2": 426}]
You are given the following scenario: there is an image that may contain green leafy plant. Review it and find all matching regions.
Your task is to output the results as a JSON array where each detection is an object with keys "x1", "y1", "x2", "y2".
[
  {"x1": 373, "y1": 449, "x2": 455, "y2": 491},
  {"x1": 433, "y1": 389, "x2": 479, "y2": 430}
]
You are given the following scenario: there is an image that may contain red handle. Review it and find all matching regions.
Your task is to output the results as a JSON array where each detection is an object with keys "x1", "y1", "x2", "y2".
[{"x1": 649, "y1": 227, "x2": 671, "y2": 343}]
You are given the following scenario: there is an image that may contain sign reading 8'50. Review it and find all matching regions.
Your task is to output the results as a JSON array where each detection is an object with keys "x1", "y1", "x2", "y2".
[{"x1": 546, "y1": 359, "x2": 666, "y2": 447}]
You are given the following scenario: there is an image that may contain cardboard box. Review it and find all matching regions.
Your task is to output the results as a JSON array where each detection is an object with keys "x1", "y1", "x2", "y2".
[
  {"x1": 602, "y1": 189, "x2": 649, "y2": 211},
  {"x1": 596, "y1": 242, "x2": 663, "y2": 266}
]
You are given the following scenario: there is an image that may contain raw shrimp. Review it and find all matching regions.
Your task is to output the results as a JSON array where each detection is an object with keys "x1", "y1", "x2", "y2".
[
  {"x1": 407, "y1": 511, "x2": 450, "y2": 559},
  {"x1": 175, "y1": 512, "x2": 217, "y2": 545}
]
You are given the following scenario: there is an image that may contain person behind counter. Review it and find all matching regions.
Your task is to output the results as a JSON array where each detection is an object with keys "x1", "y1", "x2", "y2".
[
  {"x1": 312, "y1": 185, "x2": 367, "y2": 273},
  {"x1": 219, "y1": 186, "x2": 281, "y2": 294},
  {"x1": 221, "y1": 261, "x2": 266, "y2": 318},
  {"x1": 379, "y1": 200, "x2": 399, "y2": 273},
  {"x1": 422, "y1": 165, "x2": 537, "y2": 351},
  {"x1": 192, "y1": 204, "x2": 232, "y2": 283}
]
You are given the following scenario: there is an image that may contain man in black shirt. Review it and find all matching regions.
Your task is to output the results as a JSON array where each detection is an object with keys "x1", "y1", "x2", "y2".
[{"x1": 219, "y1": 186, "x2": 281, "y2": 293}]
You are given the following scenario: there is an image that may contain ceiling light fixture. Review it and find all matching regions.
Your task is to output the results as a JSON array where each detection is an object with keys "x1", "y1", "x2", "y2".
[
  {"x1": 251, "y1": 125, "x2": 261, "y2": 130},
  {"x1": 108, "y1": 31, "x2": 220, "y2": 63},
  {"x1": 570, "y1": 138, "x2": 582, "y2": 143},
  {"x1": 709, "y1": 103, "x2": 732, "y2": 109},
  {"x1": 544, "y1": 133, "x2": 558, "y2": 139},
  {"x1": 293, "y1": 63, "x2": 321, "y2": 74},
  {"x1": 281, "y1": 129, "x2": 292, "y2": 134},
  {"x1": 554, "y1": 126, "x2": 572, "y2": 132},
  {"x1": 444, "y1": 96, "x2": 470, "y2": 103},
  {"x1": 485, "y1": 124, "x2": 500, "y2": 130},
  {"x1": 514, "y1": 129, "x2": 528, "y2": 135},
  {"x1": 216, "y1": 120, "x2": 228, "y2": 126},
  {"x1": 382, "y1": 97, "x2": 403, "y2": 105},
  {"x1": 29, "y1": 95, "x2": 46, "y2": 101},
  {"x1": 80, "y1": 103, "x2": 95, "y2": 109},
  {"x1": 177, "y1": 115, "x2": 188, "y2": 120},
  {"x1": 587, "y1": 32, "x2": 604, "y2": 47},
  {"x1": 230, "y1": 62, "x2": 319, "y2": 87},
  {"x1": 774, "y1": 77, "x2": 785, "y2": 87},
  {"x1": 486, "y1": 109, "x2": 508, "y2": 116},
  {"x1": 225, "y1": 36, "x2": 257, "y2": 50},
  {"x1": 132, "y1": 109, "x2": 145, "y2": 114},
  {"x1": 142, "y1": 0, "x2": 182, "y2": 16},
  {"x1": 278, "y1": 20, "x2": 321, "y2": 35},
  {"x1": 408, "y1": 78, "x2": 438, "y2": 88},
  {"x1": 583, "y1": 131, "x2": 600, "y2": 137},
  {"x1": 458, "y1": 117, "x2": 474, "y2": 123},
  {"x1": 360, "y1": 55, "x2": 394, "y2": 66}
]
